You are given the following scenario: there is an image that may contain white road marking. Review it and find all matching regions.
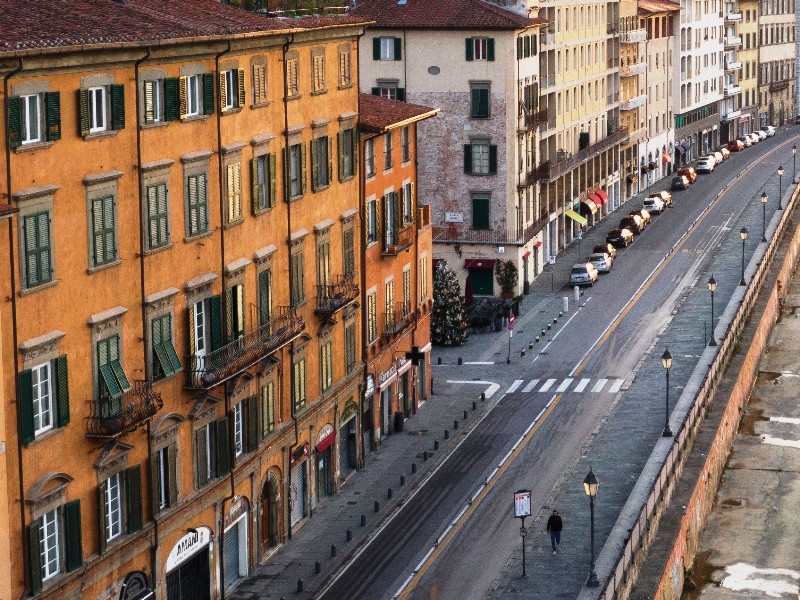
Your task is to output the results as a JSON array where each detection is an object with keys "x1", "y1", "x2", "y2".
[
  {"x1": 592, "y1": 378, "x2": 608, "y2": 392},
  {"x1": 770, "y1": 416, "x2": 800, "y2": 425},
  {"x1": 574, "y1": 378, "x2": 590, "y2": 392},
  {"x1": 539, "y1": 378, "x2": 557, "y2": 392},
  {"x1": 761, "y1": 434, "x2": 800, "y2": 449},
  {"x1": 522, "y1": 379, "x2": 540, "y2": 392},
  {"x1": 506, "y1": 380, "x2": 524, "y2": 393},
  {"x1": 721, "y1": 563, "x2": 800, "y2": 596},
  {"x1": 608, "y1": 378, "x2": 624, "y2": 393},
  {"x1": 445, "y1": 380, "x2": 501, "y2": 399},
  {"x1": 556, "y1": 378, "x2": 573, "y2": 392},
  {"x1": 464, "y1": 361, "x2": 495, "y2": 365}
]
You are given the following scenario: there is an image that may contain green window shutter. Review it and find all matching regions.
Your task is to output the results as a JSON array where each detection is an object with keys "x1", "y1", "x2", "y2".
[
  {"x1": 150, "y1": 452, "x2": 161, "y2": 515},
  {"x1": 463, "y1": 144, "x2": 473, "y2": 174},
  {"x1": 465, "y1": 38, "x2": 474, "y2": 61},
  {"x1": 97, "y1": 481, "x2": 107, "y2": 553},
  {"x1": 28, "y1": 519, "x2": 42, "y2": 595},
  {"x1": 394, "y1": 38, "x2": 402, "y2": 60},
  {"x1": 215, "y1": 417, "x2": 230, "y2": 476},
  {"x1": 18, "y1": 369, "x2": 34, "y2": 444},
  {"x1": 7, "y1": 96, "x2": 21, "y2": 149},
  {"x1": 282, "y1": 147, "x2": 289, "y2": 199},
  {"x1": 396, "y1": 88, "x2": 406, "y2": 101},
  {"x1": 111, "y1": 359, "x2": 130, "y2": 393},
  {"x1": 351, "y1": 128, "x2": 358, "y2": 177},
  {"x1": 55, "y1": 355, "x2": 70, "y2": 427},
  {"x1": 202, "y1": 73, "x2": 215, "y2": 115},
  {"x1": 373, "y1": 38, "x2": 381, "y2": 60},
  {"x1": 110, "y1": 84, "x2": 125, "y2": 131},
  {"x1": 45, "y1": 92, "x2": 61, "y2": 141},
  {"x1": 487, "y1": 38, "x2": 495, "y2": 61},
  {"x1": 327, "y1": 136, "x2": 333, "y2": 185},
  {"x1": 209, "y1": 294, "x2": 223, "y2": 351},
  {"x1": 164, "y1": 77, "x2": 179, "y2": 121},
  {"x1": 300, "y1": 143, "x2": 307, "y2": 195},
  {"x1": 167, "y1": 443, "x2": 178, "y2": 506},
  {"x1": 92, "y1": 196, "x2": 116, "y2": 266},
  {"x1": 164, "y1": 338, "x2": 182, "y2": 374},
  {"x1": 99, "y1": 364, "x2": 122, "y2": 398},
  {"x1": 310, "y1": 139, "x2": 319, "y2": 192},
  {"x1": 246, "y1": 396, "x2": 259, "y2": 452},
  {"x1": 472, "y1": 197, "x2": 490, "y2": 229},
  {"x1": 251, "y1": 157, "x2": 261, "y2": 213},
  {"x1": 470, "y1": 88, "x2": 481, "y2": 117},
  {"x1": 517, "y1": 37, "x2": 523, "y2": 60},
  {"x1": 237, "y1": 68, "x2": 246, "y2": 108},
  {"x1": 125, "y1": 465, "x2": 143, "y2": 533},
  {"x1": 78, "y1": 89, "x2": 90, "y2": 137},
  {"x1": 259, "y1": 269, "x2": 271, "y2": 325},
  {"x1": 480, "y1": 89, "x2": 489, "y2": 116},
  {"x1": 371, "y1": 87, "x2": 379, "y2": 96},
  {"x1": 195, "y1": 427, "x2": 208, "y2": 488},
  {"x1": 337, "y1": 131, "x2": 345, "y2": 181},
  {"x1": 489, "y1": 145, "x2": 498, "y2": 174},
  {"x1": 64, "y1": 499, "x2": 83, "y2": 573},
  {"x1": 268, "y1": 153, "x2": 277, "y2": 207}
]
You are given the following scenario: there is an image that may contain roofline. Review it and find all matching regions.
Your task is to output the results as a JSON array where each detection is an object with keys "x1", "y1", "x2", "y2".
[
  {"x1": 360, "y1": 107, "x2": 440, "y2": 134},
  {"x1": 361, "y1": 23, "x2": 546, "y2": 31}
]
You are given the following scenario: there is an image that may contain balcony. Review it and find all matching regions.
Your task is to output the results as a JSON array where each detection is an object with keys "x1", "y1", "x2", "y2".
[
  {"x1": 620, "y1": 94, "x2": 647, "y2": 110},
  {"x1": 770, "y1": 79, "x2": 791, "y2": 92},
  {"x1": 382, "y1": 225, "x2": 414, "y2": 256},
  {"x1": 724, "y1": 35, "x2": 742, "y2": 47},
  {"x1": 606, "y1": 56, "x2": 620, "y2": 69},
  {"x1": 620, "y1": 29, "x2": 647, "y2": 44},
  {"x1": 620, "y1": 62, "x2": 647, "y2": 77},
  {"x1": 316, "y1": 275, "x2": 359, "y2": 315},
  {"x1": 382, "y1": 302, "x2": 414, "y2": 339},
  {"x1": 725, "y1": 59, "x2": 742, "y2": 71},
  {"x1": 85, "y1": 381, "x2": 163, "y2": 439},
  {"x1": 540, "y1": 32, "x2": 556, "y2": 47},
  {"x1": 625, "y1": 126, "x2": 647, "y2": 144},
  {"x1": 540, "y1": 74, "x2": 556, "y2": 90},
  {"x1": 725, "y1": 11, "x2": 742, "y2": 21},
  {"x1": 186, "y1": 306, "x2": 304, "y2": 389},
  {"x1": 722, "y1": 109, "x2": 742, "y2": 121},
  {"x1": 522, "y1": 108, "x2": 549, "y2": 130},
  {"x1": 724, "y1": 84, "x2": 742, "y2": 96},
  {"x1": 538, "y1": 127, "x2": 628, "y2": 182},
  {"x1": 433, "y1": 220, "x2": 542, "y2": 246},
  {"x1": 606, "y1": 92, "x2": 620, "y2": 105}
]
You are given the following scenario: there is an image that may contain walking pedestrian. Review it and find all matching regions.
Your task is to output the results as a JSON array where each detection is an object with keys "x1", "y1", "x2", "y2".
[{"x1": 546, "y1": 509, "x2": 563, "y2": 555}]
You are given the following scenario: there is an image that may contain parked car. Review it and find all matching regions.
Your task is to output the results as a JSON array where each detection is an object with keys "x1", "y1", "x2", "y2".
[
  {"x1": 676, "y1": 166, "x2": 698, "y2": 183},
  {"x1": 593, "y1": 242, "x2": 617, "y2": 258},
  {"x1": 737, "y1": 135, "x2": 752, "y2": 148},
  {"x1": 700, "y1": 154, "x2": 719, "y2": 166},
  {"x1": 587, "y1": 252, "x2": 613, "y2": 273},
  {"x1": 671, "y1": 175, "x2": 691, "y2": 190},
  {"x1": 606, "y1": 228, "x2": 634, "y2": 248},
  {"x1": 569, "y1": 262, "x2": 599, "y2": 287},
  {"x1": 718, "y1": 147, "x2": 731, "y2": 160},
  {"x1": 765, "y1": 125, "x2": 776, "y2": 137},
  {"x1": 696, "y1": 157, "x2": 715, "y2": 173},
  {"x1": 620, "y1": 215, "x2": 644, "y2": 235},
  {"x1": 727, "y1": 139, "x2": 745, "y2": 152},
  {"x1": 747, "y1": 133, "x2": 760, "y2": 144},
  {"x1": 633, "y1": 208, "x2": 652, "y2": 226},
  {"x1": 712, "y1": 151, "x2": 724, "y2": 164},
  {"x1": 643, "y1": 196, "x2": 666, "y2": 214},
  {"x1": 648, "y1": 190, "x2": 673, "y2": 207},
  {"x1": 756, "y1": 130, "x2": 768, "y2": 140}
]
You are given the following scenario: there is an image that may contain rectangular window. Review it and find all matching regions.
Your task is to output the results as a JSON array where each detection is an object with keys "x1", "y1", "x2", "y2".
[
  {"x1": 19, "y1": 356, "x2": 69, "y2": 445},
  {"x1": 401, "y1": 126, "x2": 410, "y2": 163},
  {"x1": 320, "y1": 340, "x2": 333, "y2": 392},
  {"x1": 339, "y1": 128, "x2": 356, "y2": 180},
  {"x1": 252, "y1": 62, "x2": 268, "y2": 105},
  {"x1": 226, "y1": 162, "x2": 242, "y2": 223},
  {"x1": 9, "y1": 91, "x2": 61, "y2": 148},
  {"x1": 23, "y1": 211, "x2": 52, "y2": 288},
  {"x1": 470, "y1": 84, "x2": 490, "y2": 118},
  {"x1": 374, "y1": 37, "x2": 402, "y2": 61},
  {"x1": 384, "y1": 131, "x2": 393, "y2": 170},
  {"x1": 286, "y1": 57, "x2": 300, "y2": 97},
  {"x1": 343, "y1": 227, "x2": 355, "y2": 279},
  {"x1": 312, "y1": 51, "x2": 326, "y2": 93},
  {"x1": 185, "y1": 74, "x2": 202, "y2": 117},
  {"x1": 317, "y1": 239, "x2": 331, "y2": 288},
  {"x1": 151, "y1": 313, "x2": 182, "y2": 380},
  {"x1": 233, "y1": 402, "x2": 243, "y2": 457},
  {"x1": 384, "y1": 192, "x2": 398, "y2": 247},
  {"x1": 287, "y1": 143, "x2": 305, "y2": 198},
  {"x1": 186, "y1": 173, "x2": 209, "y2": 237},
  {"x1": 191, "y1": 299, "x2": 210, "y2": 358},
  {"x1": 32, "y1": 362, "x2": 54, "y2": 436},
  {"x1": 463, "y1": 142, "x2": 497, "y2": 175},
  {"x1": 311, "y1": 136, "x2": 331, "y2": 190},
  {"x1": 260, "y1": 380, "x2": 275, "y2": 437},
  {"x1": 402, "y1": 183, "x2": 413, "y2": 225},
  {"x1": 345, "y1": 322, "x2": 356, "y2": 374},
  {"x1": 365, "y1": 139, "x2": 375, "y2": 178},
  {"x1": 146, "y1": 183, "x2": 169, "y2": 250},
  {"x1": 97, "y1": 334, "x2": 130, "y2": 402},
  {"x1": 402, "y1": 268, "x2": 411, "y2": 312},
  {"x1": 21, "y1": 94, "x2": 41, "y2": 144},
  {"x1": 89, "y1": 87, "x2": 107, "y2": 132},
  {"x1": 367, "y1": 199, "x2": 379, "y2": 244},
  {"x1": 194, "y1": 423, "x2": 214, "y2": 488},
  {"x1": 385, "y1": 280, "x2": 395, "y2": 322},
  {"x1": 225, "y1": 284, "x2": 245, "y2": 341},
  {"x1": 221, "y1": 69, "x2": 245, "y2": 111},
  {"x1": 339, "y1": 47, "x2": 352, "y2": 87},
  {"x1": 259, "y1": 268, "x2": 272, "y2": 326},
  {"x1": 472, "y1": 196, "x2": 490, "y2": 230},
  {"x1": 367, "y1": 291, "x2": 378, "y2": 342},
  {"x1": 419, "y1": 257, "x2": 429, "y2": 300},
  {"x1": 91, "y1": 196, "x2": 117, "y2": 267},
  {"x1": 143, "y1": 79, "x2": 163, "y2": 124},
  {"x1": 252, "y1": 153, "x2": 276, "y2": 212},
  {"x1": 293, "y1": 356, "x2": 306, "y2": 412},
  {"x1": 372, "y1": 83, "x2": 405, "y2": 101},
  {"x1": 40, "y1": 508, "x2": 60, "y2": 581},
  {"x1": 290, "y1": 251, "x2": 305, "y2": 306},
  {"x1": 104, "y1": 472, "x2": 122, "y2": 542},
  {"x1": 466, "y1": 37, "x2": 495, "y2": 61}
]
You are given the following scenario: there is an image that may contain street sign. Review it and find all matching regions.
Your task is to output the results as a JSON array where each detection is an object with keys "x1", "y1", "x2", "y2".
[
  {"x1": 548, "y1": 255, "x2": 556, "y2": 265},
  {"x1": 514, "y1": 489, "x2": 532, "y2": 518}
]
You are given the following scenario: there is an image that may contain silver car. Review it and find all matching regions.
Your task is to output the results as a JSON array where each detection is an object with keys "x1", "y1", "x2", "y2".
[
  {"x1": 587, "y1": 252, "x2": 613, "y2": 273},
  {"x1": 569, "y1": 263, "x2": 599, "y2": 287}
]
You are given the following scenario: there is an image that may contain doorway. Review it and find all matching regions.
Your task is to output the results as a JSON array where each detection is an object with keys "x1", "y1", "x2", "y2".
[
  {"x1": 260, "y1": 472, "x2": 280, "y2": 554},
  {"x1": 166, "y1": 547, "x2": 210, "y2": 600}
]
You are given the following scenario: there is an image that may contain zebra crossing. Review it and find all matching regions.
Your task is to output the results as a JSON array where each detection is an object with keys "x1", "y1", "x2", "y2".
[{"x1": 504, "y1": 377, "x2": 624, "y2": 395}]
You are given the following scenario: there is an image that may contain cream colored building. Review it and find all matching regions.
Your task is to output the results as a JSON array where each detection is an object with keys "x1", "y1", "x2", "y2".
[
  {"x1": 757, "y1": 0, "x2": 796, "y2": 126},
  {"x1": 738, "y1": 0, "x2": 760, "y2": 132},
  {"x1": 620, "y1": 0, "x2": 647, "y2": 198}
]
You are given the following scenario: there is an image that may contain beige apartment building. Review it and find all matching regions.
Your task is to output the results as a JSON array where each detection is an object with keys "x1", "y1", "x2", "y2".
[
  {"x1": 739, "y1": 0, "x2": 760, "y2": 132},
  {"x1": 619, "y1": 0, "x2": 647, "y2": 198},
  {"x1": 757, "y1": 0, "x2": 796, "y2": 126}
]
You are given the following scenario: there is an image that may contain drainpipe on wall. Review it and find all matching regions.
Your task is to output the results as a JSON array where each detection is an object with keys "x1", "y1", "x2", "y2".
[
  {"x1": 355, "y1": 28, "x2": 367, "y2": 466},
  {"x1": 6, "y1": 56, "x2": 26, "y2": 600}
]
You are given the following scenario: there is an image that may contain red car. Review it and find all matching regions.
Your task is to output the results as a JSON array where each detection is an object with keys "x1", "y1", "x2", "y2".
[
  {"x1": 676, "y1": 166, "x2": 698, "y2": 183},
  {"x1": 727, "y1": 139, "x2": 745, "y2": 152}
]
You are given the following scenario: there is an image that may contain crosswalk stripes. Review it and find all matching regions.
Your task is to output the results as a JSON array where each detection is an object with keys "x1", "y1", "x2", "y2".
[{"x1": 504, "y1": 377, "x2": 624, "y2": 395}]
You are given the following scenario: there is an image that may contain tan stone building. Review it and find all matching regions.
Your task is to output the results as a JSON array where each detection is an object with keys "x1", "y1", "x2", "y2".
[
  {"x1": 739, "y1": 0, "x2": 760, "y2": 132},
  {"x1": 619, "y1": 0, "x2": 647, "y2": 198},
  {"x1": 757, "y1": 0, "x2": 796, "y2": 126}
]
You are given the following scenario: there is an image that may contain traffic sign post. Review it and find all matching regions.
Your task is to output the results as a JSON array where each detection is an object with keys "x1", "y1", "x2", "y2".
[
  {"x1": 548, "y1": 255, "x2": 556, "y2": 292},
  {"x1": 514, "y1": 490, "x2": 532, "y2": 577},
  {"x1": 506, "y1": 314, "x2": 515, "y2": 364}
]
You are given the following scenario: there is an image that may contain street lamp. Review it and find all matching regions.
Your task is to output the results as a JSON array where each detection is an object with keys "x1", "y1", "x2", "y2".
[
  {"x1": 793, "y1": 145, "x2": 797, "y2": 182},
  {"x1": 661, "y1": 349, "x2": 673, "y2": 437},
  {"x1": 739, "y1": 227, "x2": 748, "y2": 286},
  {"x1": 760, "y1": 191, "x2": 768, "y2": 242},
  {"x1": 778, "y1": 166, "x2": 784, "y2": 209},
  {"x1": 708, "y1": 275, "x2": 717, "y2": 347},
  {"x1": 583, "y1": 468, "x2": 600, "y2": 588}
]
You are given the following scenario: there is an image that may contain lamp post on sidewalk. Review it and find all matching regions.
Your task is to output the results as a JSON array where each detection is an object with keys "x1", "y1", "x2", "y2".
[
  {"x1": 739, "y1": 227, "x2": 748, "y2": 285},
  {"x1": 661, "y1": 349, "x2": 673, "y2": 437},
  {"x1": 778, "y1": 166, "x2": 784, "y2": 209},
  {"x1": 793, "y1": 145, "x2": 797, "y2": 182},
  {"x1": 708, "y1": 275, "x2": 717, "y2": 346},
  {"x1": 583, "y1": 468, "x2": 600, "y2": 588},
  {"x1": 761, "y1": 191, "x2": 768, "y2": 242}
]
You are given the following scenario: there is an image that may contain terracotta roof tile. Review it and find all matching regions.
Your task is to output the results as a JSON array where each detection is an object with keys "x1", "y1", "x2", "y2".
[
  {"x1": 359, "y1": 93, "x2": 438, "y2": 132},
  {"x1": 350, "y1": 0, "x2": 547, "y2": 30},
  {"x1": 0, "y1": 0, "x2": 370, "y2": 53},
  {"x1": 637, "y1": 0, "x2": 682, "y2": 14}
]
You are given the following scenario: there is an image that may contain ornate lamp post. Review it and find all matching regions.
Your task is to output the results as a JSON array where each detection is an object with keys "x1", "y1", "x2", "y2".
[
  {"x1": 661, "y1": 349, "x2": 673, "y2": 437},
  {"x1": 583, "y1": 468, "x2": 600, "y2": 588},
  {"x1": 739, "y1": 227, "x2": 748, "y2": 285},
  {"x1": 761, "y1": 191, "x2": 768, "y2": 242},
  {"x1": 708, "y1": 275, "x2": 717, "y2": 347},
  {"x1": 778, "y1": 166, "x2": 784, "y2": 209}
]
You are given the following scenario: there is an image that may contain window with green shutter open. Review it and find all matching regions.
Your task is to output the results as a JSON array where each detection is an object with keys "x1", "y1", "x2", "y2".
[
  {"x1": 151, "y1": 314, "x2": 182, "y2": 380},
  {"x1": 252, "y1": 153, "x2": 276, "y2": 213},
  {"x1": 19, "y1": 355, "x2": 69, "y2": 445},
  {"x1": 97, "y1": 335, "x2": 130, "y2": 404}
]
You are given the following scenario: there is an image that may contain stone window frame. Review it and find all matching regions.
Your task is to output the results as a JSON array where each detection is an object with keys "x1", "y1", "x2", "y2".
[
  {"x1": 222, "y1": 142, "x2": 246, "y2": 228},
  {"x1": 181, "y1": 150, "x2": 213, "y2": 241},
  {"x1": 84, "y1": 170, "x2": 123, "y2": 273},
  {"x1": 419, "y1": 252, "x2": 429, "y2": 301},
  {"x1": 251, "y1": 56, "x2": 269, "y2": 108},
  {"x1": 219, "y1": 58, "x2": 243, "y2": 115},
  {"x1": 229, "y1": 374, "x2": 257, "y2": 461},
  {"x1": 20, "y1": 330, "x2": 65, "y2": 372},
  {"x1": 314, "y1": 219, "x2": 334, "y2": 290},
  {"x1": 94, "y1": 441, "x2": 132, "y2": 485},
  {"x1": 87, "y1": 306, "x2": 128, "y2": 402},
  {"x1": 80, "y1": 74, "x2": 118, "y2": 140},
  {"x1": 401, "y1": 125, "x2": 411, "y2": 164},
  {"x1": 141, "y1": 159, "x2": 174, "y2": 254},
  {"x1": 251, "y1": 134, "x2": 277, "y2": 216},
  {"x1": 151, "y1": 412, "x2": 184, "y2": 513},
  {"x1": 258, "y1": 360, "x2": 279, "y2": 439},
  {"x1": 10, "y1": 79, "x2": 54, "y2": 153},
  {"x1": 138, "y1": 68, "x2": 168, "y2": 129},
  {"x1": 338, "y1": 43, "x2": 353, "y2": 89},
  {"x1": 366, "y1": 286, "x2": 378, "y2": 344},
  {"x1": 14, "y1": 185, "x2": 59, "y2": 295},
  {"x1": 343, "y1": 312, "x2": 358, "y2": 375},
  {"x1": 189, "y1": 395, "x2": 222, "y2": 490},
  {"x1": 290, "y1": 230, "x2": 308, "y2": 307},
  {"x1": 311, "y1": 47, "x2": 327, "y2": 95},
  {"x1": 26, "y1": 472, "x2": 74, "y2": 531},
  {"x1": 178, "y1": 64, "x2": 210, "y2": 123},
  {"x1": 144, "y1": 287, "x2": 181, "y2": 383}
]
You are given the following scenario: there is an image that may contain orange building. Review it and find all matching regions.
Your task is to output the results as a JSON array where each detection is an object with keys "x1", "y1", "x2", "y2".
[
  {"x1": 358, "y1": 94, "x2": 437, "y2": 449},
  {"x1": 0, "y1": 2, "x2": 370, "y2": 599}
]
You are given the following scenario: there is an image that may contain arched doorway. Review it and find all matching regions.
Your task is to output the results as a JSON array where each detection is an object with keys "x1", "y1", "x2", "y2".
[{"x1": 260, "y1": 470, "x2": 281, "y2": 554}]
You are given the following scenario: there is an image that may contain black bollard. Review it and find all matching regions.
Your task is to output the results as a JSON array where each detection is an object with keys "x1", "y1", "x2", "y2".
[
  {"x1": 529, "y1": 342, "x2": 533, "y2": 349},
  {"x1": 464, "y1": 410, "x2": 468, "y2": 420},
  {"x1": 458, "y1": 357, "x2": 463, "y2": 365},
  {"x1": 541, "y1": 329, "x2": 546, "y2": 337},
  {"x1": 521, "y1": 350, "x2": 526, "y2": 357},
  {"x1": 444, "y1": 429, "x2": 450, "y2": 439},
  {"x1": 434, "y1": 439, "x2": 439, "y2": 450},
  {"x1": 374, "y1": 500, "x2": 380, "y2": 512},
  {"x1": 454, "y1": 419, "x2": 459, "y2": 430},
  {"x1": 411, "y1": 462, "x2": 417, "y2": 473},
  {"x1": 347, "y1": 529, "x2": 353, "y2": 541},
  {"x1": 388, "y1": 488, "x2": 393, "y2": 499},
  {"x1": 331, "y1": 545, "x2": 337, "y2": 558},
  {"x1": 361, "y1": 514, "x2": 367, "y2": 526},
  {"x1": 553, "y1": 317, "x2": 557, "y2": 324},
  {"x1": 423, "y1": 450, "x2": 429, "y2": 461},
  {"x1": 400, "y1": 475, "x2": 406, "y2": 486},
  {"x1": 298, "y1": 580, "x2": 305, "y2": 593},
  {"x1": 315, "y1": 561, "x2": 321, "y2": 574},
  {"x1": 547, "y1": 323, "x2": 551, "y2": 330},
  {"x1": 437, "y1": 356, "x2": 442, "y2": 365},
  {"x1": 535, "y1": 336, "x2": 540, "y2": 343},
  {"x1": 481, "y1": 392, "x2": 486, "y2": 401},
  {"x1": 473, "y1": 400, "x2": 477, "y2": 410}
]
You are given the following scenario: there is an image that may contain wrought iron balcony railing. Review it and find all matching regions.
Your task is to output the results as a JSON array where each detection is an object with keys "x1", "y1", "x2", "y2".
[
  {"x1": 522, "y1": 108, "x2": 549, "y2": 130},
  {"x1": 316, "y1": 275, "x2": 359, "y2": 315},
  {"x1": 533, "y1": 128, "x2": 628, "y2": 183},
  {"x1": 433, "y1": 220, "x2": 542, "y2": 246},
  {"x1": 620, "y1": 29, "x2": 647, "y2": 44},
  {"x1": 186, "y1": 306, "x2": 304, "y2": 389},
  {"x1": 382, "y1": 225, "x2": 414, "y2": 256},
  {"x1": 382, "y1": 302, "x2": 414, "y2": 339},
  {"x1": 85, "y1": 381, "x2": 163, "y2": 439}
]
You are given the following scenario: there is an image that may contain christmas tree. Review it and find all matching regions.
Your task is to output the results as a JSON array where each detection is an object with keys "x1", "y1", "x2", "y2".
[{"x1": 431, "y1": 261, "x2": 466, "y2": 346}]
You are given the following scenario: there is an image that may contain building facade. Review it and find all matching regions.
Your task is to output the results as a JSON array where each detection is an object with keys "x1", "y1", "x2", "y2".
[
  {"x1": 757, "y1": 0, "x2": 797, "y2": 126},
  {"x1": 619, "y1": 0, "x2": 648, "y2": 199},
  {"x1": 739, "y1": 0, "x2": 761, "y2": 133},
  {"x1": 0, "y1": 2, "x2": 371, "y2": 599}
]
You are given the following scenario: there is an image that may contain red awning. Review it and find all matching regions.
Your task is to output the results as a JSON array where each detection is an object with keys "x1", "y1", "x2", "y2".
[
  {"x1": 523, "y1": 251, "x2": 531, "y2": 258},
  {"x1": 533, "y1": 241, "x2": 542, "y2": 248},
  {"x1": 595, "y1": 189, "x2": 608, "y2": 202},
  {"x1": 464, "y1": 259, "x2": 496, "y2": 270},
  {"x1": 315, "y1": 431, "x2": 336, "y2": 454},
  {"x1": 589, "y1": 193, "x2": 605, "y2": 206}
]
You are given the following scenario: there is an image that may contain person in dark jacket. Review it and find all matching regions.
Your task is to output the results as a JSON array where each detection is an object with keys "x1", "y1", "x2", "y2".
[{"x1": 546, "y1": 509, "x2": 563, "y2": 554}]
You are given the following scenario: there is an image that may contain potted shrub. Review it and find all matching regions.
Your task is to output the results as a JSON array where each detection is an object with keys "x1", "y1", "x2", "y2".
[{"x1": 495, "y1": 260, "x2": 519, "y2": 299}]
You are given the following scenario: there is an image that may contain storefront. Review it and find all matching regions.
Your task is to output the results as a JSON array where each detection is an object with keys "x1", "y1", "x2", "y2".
[
  {"x1": 260, "y1": 470, "x2": 281, "y2": 553},
  {"x1": 165, "y1": 527, "x2": 212, "y2": 600},
  {"x1": 222, "y1": 498, "x2": 249, "y2": 593},
  {"x1": 397, "y1": 357, "x2": 412, "y2": 417},
  {"x1": 363, "y1": 375, "x2": 375, "y2": 453},
  {"x1": 119, "y1": 571, "x2": 154, "y2": 600},
  {"x1": 290, "y1": 445, "x2": 309, "y2": 527},
  {"x1": 338, "y1": 401, "x2": 358, "y2": 480},
  {"x1": 315, "y1": 424, "x2": 335, "y2": 502},
  {"x1": 378, "y1": 363, "x2": 397, "y2": 438}
]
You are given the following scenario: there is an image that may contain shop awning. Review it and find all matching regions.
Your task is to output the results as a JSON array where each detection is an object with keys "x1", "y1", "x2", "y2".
[
  {"x1": 315, "y1": 431, "x2": 336, "y2": 454},
  {"x1": 589, "y1": 193, "x2": 604, "y2": 206},
  {"x1": 578, "y1": 199, "x2": 598, "y2": 216},
  {"x1": 565, "y1": 209, "x2": 588, "y2": 226},
  {"x1": 464, "y1": 259, "x2": 496, "y2": 270},
  {"x1": 595, "y1": 189, "x2": 609, "y2": 202}
]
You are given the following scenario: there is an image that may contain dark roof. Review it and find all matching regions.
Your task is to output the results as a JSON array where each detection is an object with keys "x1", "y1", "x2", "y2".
[
  {"x1": 350, "y1": 0, "x2": 547, "y2": 30},
  {"x1": 637, "y1": 0, "x2": 682, "y2": 14},
  {"x1": 0, "y1": 0, "x2": 370, "y2": 53},
  {"x1": 359, "y1": 93, "x2": 438, "y2": 132}
]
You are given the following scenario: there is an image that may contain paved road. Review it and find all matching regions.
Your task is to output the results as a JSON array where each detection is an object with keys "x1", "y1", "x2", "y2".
[{"x1": 313, "y1": 130, "x2": 800, "y2": 600}]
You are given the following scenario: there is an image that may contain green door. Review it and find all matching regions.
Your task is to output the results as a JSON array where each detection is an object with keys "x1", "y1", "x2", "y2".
[{"x1": 470, "y1": 269, "x2": 493, "y2": 295}]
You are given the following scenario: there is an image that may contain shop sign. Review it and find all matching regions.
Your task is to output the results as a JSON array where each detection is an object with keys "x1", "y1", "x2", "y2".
[
  {"x1": 445, "y1": 212, "x2": 464, "y2": 223},
  {"x1": 165, "y1": 526, "x2": 212, "y2": 572},
  {"x1": 291, "y1": 444, "x2": 310, "y2": 464},
  {"x1": 364, "y1": 374, "x2": 375, "y2": 398},
  {"x1": 119, "y1": 571, "x2": 153, "y2": 600},
  {"x1": 379, "y1": 364, "x2": 397, "y2": 386},
  {"x1": 317, "y1": 423, "x2": 334, "y2": 442},
  {"x1": 341, "y1": 401, "x2": 357, "y2": 423},
  {"x1": 226, "y1": 496, "x2": 248, "y2": 526},
  {"x1": 397, "y1": 357, "x2": 408, "y2": 370}
]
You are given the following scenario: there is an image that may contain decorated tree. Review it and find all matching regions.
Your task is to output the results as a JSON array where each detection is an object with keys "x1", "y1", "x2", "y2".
[{"x1": 431, "y1": 261, "x2": 466, "y2": 346}]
